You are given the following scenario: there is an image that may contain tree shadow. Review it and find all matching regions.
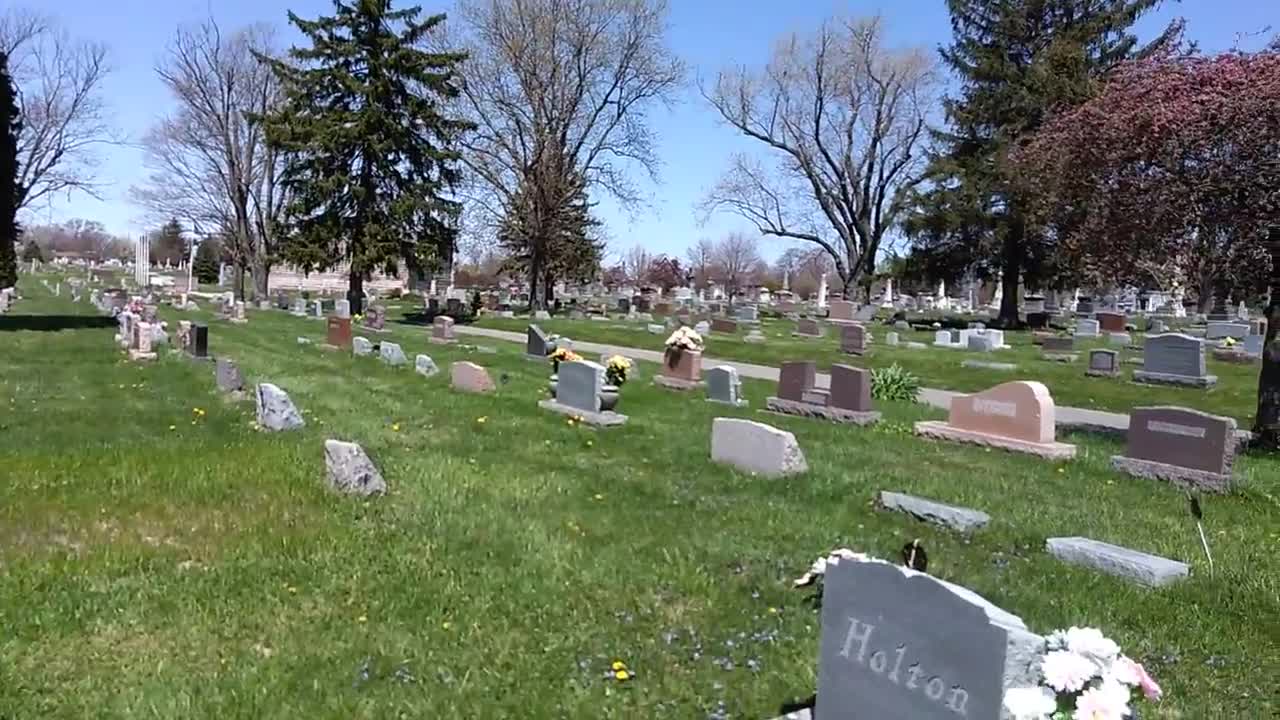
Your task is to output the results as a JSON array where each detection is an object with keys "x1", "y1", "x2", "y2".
[{"x1": 0, "y1": 315, "x2": 116, "y2": 332}]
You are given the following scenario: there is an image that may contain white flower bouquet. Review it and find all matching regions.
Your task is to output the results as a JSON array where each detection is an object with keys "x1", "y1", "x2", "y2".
[
  {"x1": 664, "y1": 325, "x2": 704, "y2": 354},
  {"x1": 1004, "y1": 627, "x2": 1162, "y2": 720}
]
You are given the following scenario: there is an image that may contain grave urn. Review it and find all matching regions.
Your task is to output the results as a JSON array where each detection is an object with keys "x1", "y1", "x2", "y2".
[
  {"x1": 599, "y1": 384, "x2": 620, "y2": 412},
  {"x1": 663, "y1": 348, "x2": 702, "y2": 381}
]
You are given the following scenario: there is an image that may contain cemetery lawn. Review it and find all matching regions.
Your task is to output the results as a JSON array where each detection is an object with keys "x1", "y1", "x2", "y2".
[
  {"x1": 1, "y1": 279, "x2": 1277, "y2": 718},
  {"x1": 475, "y1": 316, "x2": 1264, "y2": 423}
]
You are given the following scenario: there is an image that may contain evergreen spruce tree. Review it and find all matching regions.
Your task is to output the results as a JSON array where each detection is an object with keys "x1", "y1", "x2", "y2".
[
  {"x1": 257, "y1": 0, "x2": 469, "y2": 315},
  {"x1": 20, "y1": 240, "x2": 42, "y2": 263},
  {"x1": 192, "y1": 237, "x2": 221, "y2": 285},
  {"x1": 154, "y1": 218, "x2": 186, "y2": 267},
  {"x1": 0, "y1": 51, "x2": 21, "y2": 289},
  {"x1": 911, "y1": 0, "x2": 1176, "y2": 325}
]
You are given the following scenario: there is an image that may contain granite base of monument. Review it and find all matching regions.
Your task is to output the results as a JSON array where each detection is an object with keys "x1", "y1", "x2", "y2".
[
  {"x1": 766, "y1": 396, "x2": 881, "y2": 426},
  {"x1": 1132, "y1": 370, "x2": 1217, "y2": 388},
  {"x1": 914, "y1": 420, "x2": 1077, "y2": 460},
  {"x1": 1085, "y1": 366, "x2": 1121, "y2": 378},
  {"x1": 537, "y1": 399, "x2": 628, "y2": 427},
  {"x1": 1211, "y1": 348, "x2": 1258, "y2": 364},
  {"x1": 429, "y1": 337, "x2": 457, "y2": 345},
  {"x1": 1110, "y1": 455, "x2": 1233, "y2": 494},
  {"x1": 128, "y1": 349, "x2": 157, "y2": 362},
  {"x1": 654, "y1": 375, "x2": 703, "y2": 391},
  {"x1": 1042, "y1": 353, "x2": 1079, "y2": 363}
]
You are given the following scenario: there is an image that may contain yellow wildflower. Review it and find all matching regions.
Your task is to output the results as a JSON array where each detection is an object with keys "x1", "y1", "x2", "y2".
[
  {"x1": 611, "y1": 660, "x2": 627, "y2": 671},
  {"x1": 614, "y1": 669, "x2": 631, "y2": 681}
]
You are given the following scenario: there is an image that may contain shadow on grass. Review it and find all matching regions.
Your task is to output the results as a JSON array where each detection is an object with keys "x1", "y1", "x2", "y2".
[{"x1": 0, "y1": 315, "x2": 116, "y2": 332}]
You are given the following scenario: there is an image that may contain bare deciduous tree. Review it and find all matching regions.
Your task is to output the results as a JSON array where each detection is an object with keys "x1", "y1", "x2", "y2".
[
  {"x1": 0, "y1": 8, "x2": 114, "y2": 212},
  {"x1": 684, "y1": 236, "x2": 715, "y2": 288},
  {"x1": 712, "y1": 231, "x2": 761, "y2": 302},
  {"x1": 702, "y1": 16, "x2": 935, "y2": 299},
  {"x1": 131, "y1": 20, "x2": 287, "y2": 301},
  {"x1": 447, "y1": 0, "x2": 684, "y2": 308},
  {"x1": 623, "y1": 244, "x2": 652, "y2": 285}
]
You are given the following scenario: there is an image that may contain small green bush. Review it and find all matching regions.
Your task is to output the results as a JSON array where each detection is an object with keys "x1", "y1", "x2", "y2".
[{"x1": 870, "y1": 363, "x2": 920, "y2": 403}]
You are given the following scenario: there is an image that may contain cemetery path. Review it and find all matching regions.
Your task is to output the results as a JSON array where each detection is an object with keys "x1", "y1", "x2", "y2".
[{"x1": 455, "y1": 326, "x2": 1131, "y2": 432}]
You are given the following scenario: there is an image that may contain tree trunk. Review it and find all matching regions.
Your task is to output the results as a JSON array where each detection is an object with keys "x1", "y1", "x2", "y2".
[
  {"x1": 250, "y1": 257, "x2": 269, "y2": 304},
  {"x1": 1252, "y1": 228, "x2": 1280, "y2": 448},
  {"x1": 998, "y1": 214, "x2": 1025, "y2": 326},
  {"x1": 348, "y1": 270, "x2": 365, "y2": 316},
  {"x1": 527, "y1": 250, "x2": 543, "y2": 312}
]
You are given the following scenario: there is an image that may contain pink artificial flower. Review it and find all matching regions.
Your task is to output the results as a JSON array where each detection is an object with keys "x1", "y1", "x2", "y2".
[
  {"x1": 1132, "y1": 662, "x2": 1162, "y2": 701},
  {"x1": 1042, "y1": 650, "x2": 1097, "y2": 694},
  {"x1": 1073, "y1": 680, "x2": 1131, "y2": 720}
]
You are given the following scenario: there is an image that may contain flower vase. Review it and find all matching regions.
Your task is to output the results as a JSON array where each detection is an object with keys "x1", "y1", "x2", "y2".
[
  {"x1": 599, "y1": 385, "x2": 620, "y2": 412},
  {"x1": 548, "y1": 374, "x2": 558, "y2": 399}
]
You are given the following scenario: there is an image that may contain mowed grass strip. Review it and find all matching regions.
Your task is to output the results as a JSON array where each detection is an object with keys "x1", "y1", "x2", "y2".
[{"x1": 0, "y1": 276, "x2": 1275, "y2": 717}]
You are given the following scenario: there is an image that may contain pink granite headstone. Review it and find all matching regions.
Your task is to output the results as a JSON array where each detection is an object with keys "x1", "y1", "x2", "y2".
[
  {"x1": 662, "y1": 349, "x2": 702, "y2": 382},
  {"x1": 450, "y1": 361, "x2": 495, "y2": 393},
  {"x1": 948, "y1": 381, "x2": 1055, "y2": 444}
]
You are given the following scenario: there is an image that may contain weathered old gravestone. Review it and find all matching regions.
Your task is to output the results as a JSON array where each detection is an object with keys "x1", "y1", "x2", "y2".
[
  {"x1": 1074, "y1": 318, "x2": 1100, "y2": 338},
  {"x1": 451, "y1": 361, "x2": 495, "y2": 393},
  {"x1": 364, "y1": 305, "x2": 387, "y2": 332},
  {"x1": 805, "y1": 557, "x2": 1042, "y2": 720},
  {"x1": 827, "y1": 299, "x2": 856, "y2": 323},
  {"x1": 710, "y1": 317, "x2": 739, "y2": 334},
  {"x1": 795, "y1": 318, "x2": 824, "y2": 338},
  {"x1": 1040, "y1": 336, "x2": 1076, "y2": 362},
  {"x1": 188, "y1": 323, "x2": 209, "y2": 360},
  {"x1": 710, "y1": 418, "x2": 807, "y2": 476},
  {"x1": 915, "y1": 381, "x2": 1075, "y2": 459},
  {"x1": 1244, "y1": 334, "x2": 1265, "y2": 358},
  {"x1": 292, "y1": 297, "x2": 307, "y2": 316},
  {"x1": 379, "y1": 341, "x2": 407, "y2": 366},
  {"x1": 1095, "y1": 310, "x2": 1126, "y2": 333},
  {"x1": 526, "y1": 324, "x2": 553, "y2": 359},
  {"x1": 325, "y1": 317, "x2": 353, "y2": 350},
  {"x1": 129, "y1": 322, "x2": 157, "y2": 361},
  {"x1": 736, "y1": 305, "x2": 759, "y2": 323},
  {"x1": 1205, "y1": 321, "x2": 1248, "y2": 341},
  {"x1": 767, "y1": 362, "x2": 880, "y2": 425},
  {"x1": 431, "y1": 315, "x2": 456, "y2": 344},
  {"x1": 215, "y1": 357, "x2": 244, "y2": 393},
  {"x1": 1134, "y1": 333, "x2": 1216, "y2": 387},
  {"x1": 1046, "y1": 537, "x2": 1189, "y2": 588},
  {"x1": 878, "y1": 491, "x2": 990, "y2": 533},
  {"x1": 885, "y1": 332, "x2": 899, "y2": 346},
  {"x1": 1025, "y1": 311, "x2": 1049, "y2": 329},
  {"x1": 840, "y1": 324, "x2": 868, "y2": 356},
  {"x1": 853, "y1": 304, "x2": 878, "y2": 322},
  {"x1": 967, "y1": 333, "x2": 995, "y2": 352},
  {"x1": 706, "y1": 365, "x2": 747, "y2": 407},
  {"x1": 1085, "y1": 349, "x2": 1119, "y2": 377},
  {"x1": 324, "y1": 439, "x2": 386, "y2": 496},
  {"x1": 414, "y1": 354, "x2": 439, "y2": 377},
  {"x1": 540, "y1": 359, "x2": 627, "y2": 426},
  {"x1": 334, "y1": 299, "x2": 351, "y2": 319},
  {"x1": 255, "y1": 383, "x2": 304, "y2": 431},
  {"x1": 231, "y1": 301, "x2": 248, "y2": 324},
  {"x1": 744, "y1": 328, "x2": 767, "y2": 344},
  {"x1": 352, "y1": 337, "x2": 374, "y2": 357},
  {"x1": 1111, "y1": 406, "x2": 1237, "y2": 493}
]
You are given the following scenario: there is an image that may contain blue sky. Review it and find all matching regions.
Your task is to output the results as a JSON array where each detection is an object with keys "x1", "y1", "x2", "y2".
[{"x1": 29, "y1": 0, "x2": 1271, "y2": 261}]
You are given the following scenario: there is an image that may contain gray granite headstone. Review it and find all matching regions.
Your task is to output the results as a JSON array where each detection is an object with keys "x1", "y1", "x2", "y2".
[
  {"x1": 324, "y1": 439, "x2": 386, "y2": 496},
  {"x1": 379, "y1": 341, "x2": 408, "y2": 366},
  {"x1": 706, "y1": 365, "x2": 745, "y2": 406},
  {"x1": 878, "y1": 491, "x2": 990, "y2": 533},
  {"x1": 527, "y1": 324, "x2": 552, "y2": 357},
  {"x1": 816, "y1": 561, "x2": 1007, "y2": 720},
  {"x1": 1244, "y1": 334, "x2": 1264, "y2": 357},
  {"x1": 1142, "y1": 333, "x2": 1205, "y2": 377},
  {"x1": 558, "y1": 360, "x2": 603, "y2": 413},
  {"x1": 1205, "y1": 321, "x2": 1248, "y2": 341},
  {"x1": 215, "y1": 357, "x2": 243, "y2": 392},
  {"x1": 1088, "y1": 349, "x2": 1118, "y2": 375},
  {"x1": 1046, "y1": 537, "x2": 1189, "y2": 587},
  {"x1": 255, "y1": 383, "x2": 305, "y2": 431},
  {"x1": 415, "y1": 354, "x2": 439, "y2": 377},
  {"x1": 1074, "y1": 319, "x2": 1099, "y2": 337},
  {"x1": 353, "y1": 337, "x2": 373, "y2": 356}
]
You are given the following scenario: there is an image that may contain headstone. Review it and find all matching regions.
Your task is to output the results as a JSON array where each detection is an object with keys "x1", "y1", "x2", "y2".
[
  {"x1": 967, "y1": 334, "x2": 994, "y2": 352},
  {"x1": 414, "y1": 354, "x2": 439, "y2": 377},
  {"x1": 1041, "y1": 336, "x2": 1074, "y2": 353},
  {"x1": 255, "y1": 383, "x2": 304, "y2": 431},
  {"x1": 710, "y1": 418, "x2": 807, "y2": 477},
  {"x1": 1095, "y1": 311, "x2": 1126, "y2": 333},
  {"x1": 451, "y1": 361, "x2": 496, "y2": 393},
  {"x1": 364, "y1": 305, "x2": 386, "y2": 331},
  {"x1": 353, "y1": 337, "x2": 374, "y2": 356},
  {"x1": 322, "y1": 440, "x2": 386, "y2": 496},
  {"x1": 189, "y1": 323, "x2": 209, "y2": 360},
  {"x1": 1205, "y1": 321, "x2": 1249, "y2": 341},
  {"x1": 231, "y1": 301, "x2": 247, "y2": 324},
  {"x1": 1106, "y1": 332, "x2": 1131, "y2": 346},
  {"x1": 379, "y1": 341, "x2": 407, "y2": 366},
  {"x1": 1135, "y1": 333, "x2": 1216, "y2": 387},
  {"x1": 706, "y1": 365, "x2": 747, "y2": 407},
  {"x1": 647, "y1": 323, "x2": 665, "y2": 334},
  {"x1": 1046, "y1": 537, "x2": 1189, "y2": 588},
  {"x1": 215, "y1": 357, "x2": 244, "y2": 393},
  {"x1": 853, "y1": 304, "x2": 877, "y2": 322},
  {"x1": 735, "y1": 305, "x2": 759, "y2": 323},
  {"x1": 333, "y1": 299, "x2": 350, "y2": 319},
  {"x1": 878, "y1": 491, "x2": 990, "y2": 533},
  {"x1": 744, "y1": 329, "x2": 767, "y2": 344},
  {"x1": 885, "y1": 331, "x2": 899, "y2": 346},
  {"x1": 1111, "y1": 406, "x2": 1237, "y2": 493},
  {"x1": 557, "y1": 359, "x2": 603, "y2": 412},
  {"x1": 1086, "y1": 349, "x2": 1119, "y2": 377},
  {"x1": 767, "y1": 362, "x2": 880, "y2": 424},
  {"x1": 813, "y1": 558, "x2": 1036, "y2": 720},
  {"x1": 828, "y1": 364, "x2": 875, "y2": 414},
  {"x1": 840, "y1": 324, "x2": 867, "y2": 356},
  {"x1": 326, "y1": 317, "x2": 353, "y2": 349},
  {"x1": 1244, "y1": 334, "x2": 1264, "y2": 357},
  {"x1": 1074, "y1": 319, "x2": 1100, "y2": 338},
  {"x1": 828, "y1": 299, "x2": 856, "y2": 323},
  {"x1": 533, "y1": 309, "x2": 551, "y2": 321},
  {"x1": 431, "y1": 315, "x2": 456, "y2": 344},
  {"x1": 710, "y1": 317, "x2": 739, "y2": 334},
  {"x1": 795, "y1": 318, "x2": 824, "y2": 338},
  {"x1": 694, "y1": 320, "x2": 711, "y2": 335},
  {"x1": 914, "y1": 381, "x2": 1075, "y2": 459},
  {"x1": 526, "y1": 324, "x2": 553, "y2": 358},
  {"x1": 313, "y1": 300, "x2": 324, "y2": 318},
  {"x1": 933, "y1": 330, "x2": 954, "y2": 348},
  {"x1": 291, "y1": 297, "x2": 307, "y2": 316},
  {"x1": 1025, "y1": 311, "x2": 1048, "y2": 329}
]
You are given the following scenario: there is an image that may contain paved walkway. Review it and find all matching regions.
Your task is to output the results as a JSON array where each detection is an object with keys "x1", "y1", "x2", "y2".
[{"x1": 456, "y1": 325, "x2": 1131, "y2": 432}]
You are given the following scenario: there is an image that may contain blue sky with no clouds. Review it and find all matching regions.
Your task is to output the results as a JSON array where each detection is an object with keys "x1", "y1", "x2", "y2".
[{"x1": 26, "y1": 0, "x2": 1272, "y2": 261}]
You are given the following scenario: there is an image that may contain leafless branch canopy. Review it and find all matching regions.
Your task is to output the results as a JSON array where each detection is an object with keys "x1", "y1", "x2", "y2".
[
  {"x1": 701, "y1": 16, "x2": 934, "y2": 296},
  {"x1": 131, "y1": 19, "x2": 287, "y2": 298},
  {"x1": 1, "y1": 8, "x2": 115, "y2": 211}
]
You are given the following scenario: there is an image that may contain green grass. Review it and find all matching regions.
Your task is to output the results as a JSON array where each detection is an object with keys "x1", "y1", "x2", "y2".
[
  {"x1": 1, "y1": 275, "x2": 1278, "y2": 717},
  {"x1": 474, "y1": 315, "x2": 1264, "y2": 422}
]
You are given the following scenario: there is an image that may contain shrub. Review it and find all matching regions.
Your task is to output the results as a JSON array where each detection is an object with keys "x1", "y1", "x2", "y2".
[{"x1": 870, "y1": 363, "x2": 920, "y2": 402}]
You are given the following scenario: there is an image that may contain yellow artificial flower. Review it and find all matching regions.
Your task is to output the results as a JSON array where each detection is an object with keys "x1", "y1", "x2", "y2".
[
  {"x1": 611, "y1": 661, "x2": 627, "y2": 671},
  {"x1": 391, "y1": 423, "x2": 401, "y2": 432}
]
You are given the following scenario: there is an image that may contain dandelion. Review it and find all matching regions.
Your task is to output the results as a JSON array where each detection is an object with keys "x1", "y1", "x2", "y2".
[
  {"x1": 614, "y1": 669, "x2": 631, "y2": 681},
  {"x1": 357, "y1": 615, "x2": 367, "y2": 623},
  {"x1": 392, "y1": 423, "x2": 401, "y2": 432},
  {"x1": 768, "y1": 607, "x2": 779, "y2": 614},
  {"x1": 442, "y1": 622, "x2": 452, "y2": 630},
  {"x1": 593, "y1": 493, "x2": 604, "y2": 501},
  {"x1": 586, "y1": 440, "x2": 594, "y2": 447},
  {"x1": 168, "y1": 425, "x2": 176, "y2": 431},
  {"x1": 477, "y1": 416, "x2": 487, "y2": 424},
  {"x1": 611, "y1": 661, "x2": 627, "y2": 671}
]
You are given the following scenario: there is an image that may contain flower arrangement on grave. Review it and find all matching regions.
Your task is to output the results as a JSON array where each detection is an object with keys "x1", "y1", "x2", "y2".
[
  {"x1": 1222, "y1": 336, "x2": 1238, "y2": 348},
  {"x1": 550, "y1": 347, "x2": 582, "y2": 372},
  {"x1": 1003, "y1": 627, "x2": 1162, "y2": 720},
  {"x1": 663, "y1": 325, "x2": 704, "y2": 367},
  {"x1": 605, "y1": 355, "x2": 632, "y2": 387}
]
